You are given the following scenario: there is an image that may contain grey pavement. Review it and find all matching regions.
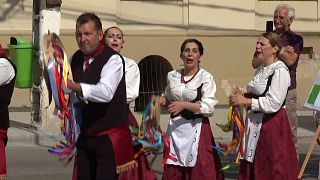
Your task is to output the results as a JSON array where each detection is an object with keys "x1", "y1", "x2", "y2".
[{"x1": 7, "y1": 88, "x2": 320, "y2": 179}]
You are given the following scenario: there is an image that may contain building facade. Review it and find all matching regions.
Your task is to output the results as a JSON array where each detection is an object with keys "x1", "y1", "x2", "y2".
[{"x1": 0, "y1": 0, "x2": 319, "y2": 105}]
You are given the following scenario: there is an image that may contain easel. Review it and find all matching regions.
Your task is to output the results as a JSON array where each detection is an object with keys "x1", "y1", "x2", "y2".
[{"x1": 298, "y1": 119, "x2": 320, "y2": 179}]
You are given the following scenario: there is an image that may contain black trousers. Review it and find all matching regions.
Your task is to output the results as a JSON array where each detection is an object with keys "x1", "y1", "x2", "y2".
[{"x1": 76, "y1": 135, "x2": 117, "y2": 180}]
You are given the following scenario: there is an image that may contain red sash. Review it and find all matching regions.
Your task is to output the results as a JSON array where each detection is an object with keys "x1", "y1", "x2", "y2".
[{"x1": 84, "y1": 125, "x2": 137, "y2": 174}]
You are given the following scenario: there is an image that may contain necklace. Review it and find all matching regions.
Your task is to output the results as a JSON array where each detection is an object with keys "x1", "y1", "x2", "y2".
[{"x1": 181, "y1": 68, "x2": 199, "y2": 84}]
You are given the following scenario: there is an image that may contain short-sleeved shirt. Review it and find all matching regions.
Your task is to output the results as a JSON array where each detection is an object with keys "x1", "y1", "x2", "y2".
[{"x1": 280, "y1": 29, "x2": 303, "y2": 90}]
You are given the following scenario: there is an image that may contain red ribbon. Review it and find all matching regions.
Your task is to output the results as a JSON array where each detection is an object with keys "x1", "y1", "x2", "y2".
[
  {"x1": 161, "y1": 133, "x2": 177, "y2": 166},
  {"x1": 83, "y1": 41, "x2": 105, "y2": 71}
]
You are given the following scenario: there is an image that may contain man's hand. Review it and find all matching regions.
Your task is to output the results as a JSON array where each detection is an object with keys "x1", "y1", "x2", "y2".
[
  {"x1": 278, "y1": 45, "x2": 298, "y2": 66},
  {"x1": 67, "y1": 79, "x2": 83, "y2": 96},
  {"x1": 282, "y1": 45, "x2": 295, "y2": 54}
]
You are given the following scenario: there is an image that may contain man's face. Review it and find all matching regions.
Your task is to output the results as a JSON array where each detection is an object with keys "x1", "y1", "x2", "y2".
[
  {"x1": 75, "y1": 20, "x2": 103, "y2": 55},
  {"x1": 274, "y1": 7, "x2": 292, "y2": 32}
]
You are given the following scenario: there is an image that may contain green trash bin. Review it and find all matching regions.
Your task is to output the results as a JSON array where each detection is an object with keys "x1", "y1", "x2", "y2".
[{"x1": 7, "y1": 37, "x2": 33, "y2": 88}]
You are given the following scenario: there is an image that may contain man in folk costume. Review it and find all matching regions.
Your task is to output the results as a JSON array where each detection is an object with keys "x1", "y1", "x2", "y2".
[
  {"x1": 67, "y1": 12, "x2": 136, "y2": 179},
  {"x1": 0, "y1": 44, "x2": 16, "y2": 179}
]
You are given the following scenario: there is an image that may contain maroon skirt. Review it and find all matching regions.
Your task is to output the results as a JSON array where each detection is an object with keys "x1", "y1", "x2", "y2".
[
  {"x1": 0, "y1": 129, "x2": 8, "y2": 176},
  {"x1": 238, "y1": 108, "x2": 299, "y2": 180},
  {"x1": 119, "y1": 109, "x2": 157, "y2": 180},
  {"x1": 162, "y1": 118, "x2": 224, "y2": 180}
]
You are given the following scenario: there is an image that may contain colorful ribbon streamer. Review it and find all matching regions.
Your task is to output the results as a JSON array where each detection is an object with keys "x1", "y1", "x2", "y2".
[
  {"x1": 131, "y1": 95, "x2": 176, "y2": 166},
  {"x1": 44, "y1": 32, "x2": 80, "y2": 165},
  {"x1": 214, "y1": 105, "x2": 245, "y2": 170}
]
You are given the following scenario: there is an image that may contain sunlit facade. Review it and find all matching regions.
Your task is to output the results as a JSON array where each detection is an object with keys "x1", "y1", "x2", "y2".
[{"x1": 0, "y1": 0, "x2": 319, "y2": 104}]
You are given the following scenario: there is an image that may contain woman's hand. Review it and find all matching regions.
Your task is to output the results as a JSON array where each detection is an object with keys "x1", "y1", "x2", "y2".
[
  {"x1": 234, "y1": 87, "x2": 245, "y2": 96},
  {"x1": 167, "y1": 101, "x2": 186, "y2": 116},
  {"x1": 229, "y1": 93, "x2": 251, "y2": 106},
  {"x1": 159, "y1": 96, "x2": 167, "y2": 106}
]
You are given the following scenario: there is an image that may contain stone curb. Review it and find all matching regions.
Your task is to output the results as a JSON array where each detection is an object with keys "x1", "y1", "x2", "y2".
[
  {"x1": 6, "y1": 108, "x2": 316, "y2": 146},
  {"x1": 7, "y1": 127, "x2": 64, "y2": 147}
]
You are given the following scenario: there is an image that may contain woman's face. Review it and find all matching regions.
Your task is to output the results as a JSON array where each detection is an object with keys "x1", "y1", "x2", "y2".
[
  {"x1": 180, "y1": 42, "x2": 202, "y2": 70},
  {"x1": 254, "y1": 36, "x2": 277, "y2": 65},
  {"x1": 105, "y1": 27, "x2": 124, "y2": 53}
]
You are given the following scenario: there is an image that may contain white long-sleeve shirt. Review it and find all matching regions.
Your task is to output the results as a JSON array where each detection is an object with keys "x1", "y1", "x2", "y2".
[
  {"x1": 80, "y1": 54, "x2": 123, "y2": 103},
  {"x1": 0, "y1": 58, "x2": 15, "y2": 86},
  {"x1": 124, "y1": 57, "x2": 140, "y2": 104}
]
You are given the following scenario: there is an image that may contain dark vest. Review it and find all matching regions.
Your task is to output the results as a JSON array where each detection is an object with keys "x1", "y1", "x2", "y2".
[
  {"x1": 0, "y1": 56, "x2": 16, "y2": 129},
  {"x1": 71, "y1": 45, "x2": 128, "y2": 133}
]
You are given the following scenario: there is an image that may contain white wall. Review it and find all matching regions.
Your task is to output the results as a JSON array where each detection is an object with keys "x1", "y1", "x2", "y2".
[
  {"x1": 0, "y1": 0, "x2": 319, "y2": 34},
  {"x1": 189, "y1": 0, "x2": 256, "y2": 30}
]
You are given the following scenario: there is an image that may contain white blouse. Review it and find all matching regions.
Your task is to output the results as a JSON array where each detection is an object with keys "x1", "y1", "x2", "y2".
[
  {"x1": 123, "y1": 57, "x2": 140, "y2": 104},
  {"x1": 163, "y1": 68, "x2": 218, "y2": 167},
  {"x1": 248, "y1": 60, "x2": 290, "y2": 113},
  {"x1": 0, "y1": 58, "x2": 15, "y2": 86}
]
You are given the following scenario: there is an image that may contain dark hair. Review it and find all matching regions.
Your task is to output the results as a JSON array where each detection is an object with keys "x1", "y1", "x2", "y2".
[
  {"x1": 180, "y1": 39, "x2": 204, "y2": 55},
  {"x1": 76, "y1": 12, "x2": 102, "y2": 31},
  {"x1": 261, "y1": 32, "x2": 283, "y2": 55},
  {"x1": 104, "y1": 26, "x2": 124, "y2": 39}
]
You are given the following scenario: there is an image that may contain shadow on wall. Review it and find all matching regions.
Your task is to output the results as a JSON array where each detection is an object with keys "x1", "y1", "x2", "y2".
[
  {"x1": 297, "y1": 47, "x2": 320, "y2": 110},
  {"x1": 135, "y1": 55, "x2": 173, "y2": 112},
  {"x1": 0, "y1": 0, "x2": 24, "y2": 21}
]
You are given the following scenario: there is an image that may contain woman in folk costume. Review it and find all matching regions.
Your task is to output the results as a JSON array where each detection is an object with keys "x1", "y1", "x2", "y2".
[
  {"x1": 160, "y1": 39, "x2": 224, "y2": 180},
  {"x1": 0, "y1": 44, "x2": 16, "y2": 180},
  {"x1": 230, "y1": 32, "x2": 299, "y2": 179},
  {"x1": 104, "y1": 26, "x2": 157, "y2": 180}
]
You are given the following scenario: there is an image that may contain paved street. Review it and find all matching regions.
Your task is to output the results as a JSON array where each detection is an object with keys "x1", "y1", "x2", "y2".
[
  {"x1": 5, "y1": 111, "x2": 320, "y2": 180},
  {"x1": 5, "y1": 88, "x2": 320, "y2": 179},
  {"x1": 7, "y1": 145, "x2": 73, "y2": 180}
]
